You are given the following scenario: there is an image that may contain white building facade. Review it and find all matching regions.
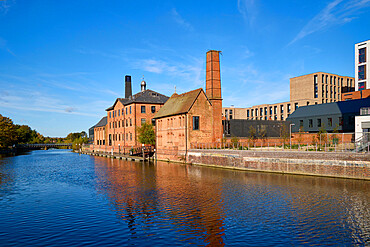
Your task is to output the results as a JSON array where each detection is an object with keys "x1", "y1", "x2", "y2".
[{"x1": 355, "y1": 40, "x2": 369, "y2": 91}]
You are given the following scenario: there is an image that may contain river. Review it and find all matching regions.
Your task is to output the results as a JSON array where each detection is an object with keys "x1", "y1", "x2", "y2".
[{"x1": 0, "y1": 149, "x2": 368, "y2": 246}]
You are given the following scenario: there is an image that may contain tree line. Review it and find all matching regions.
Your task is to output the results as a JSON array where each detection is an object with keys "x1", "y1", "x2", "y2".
[{"x1": 0, "y1": 114, "x2": 88, "y2": 150}]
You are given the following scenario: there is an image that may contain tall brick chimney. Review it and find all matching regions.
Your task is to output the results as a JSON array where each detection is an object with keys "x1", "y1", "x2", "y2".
[
  {"x1": 125, "y1": 75, "x2": 132, "y2": 98},
  {"x1": 206, "y1": 50, "x2": 223, "y2": 142}
]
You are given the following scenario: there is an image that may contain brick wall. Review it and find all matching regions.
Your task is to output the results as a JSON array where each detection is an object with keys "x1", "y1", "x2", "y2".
[{"x1": 187, "y1": 150, "x2": 370, "y2": 180}]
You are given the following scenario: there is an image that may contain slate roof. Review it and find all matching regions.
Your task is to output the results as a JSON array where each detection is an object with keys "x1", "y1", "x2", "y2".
[
  {"x1": 287, "y1": 98, "x2": 370, "y2": 119},
  {"x1": 106, "y1": 89, "x2": 169, "y2": 111},
  {"x1": 89, "y1": 116, "x2": 107, "y2": 132},
  {"x1": 94, "y1": 116, "x2": 107, "y2": 128},
  {"x1": 153, "y1": 88, "x2": 209, "y2": 119}
]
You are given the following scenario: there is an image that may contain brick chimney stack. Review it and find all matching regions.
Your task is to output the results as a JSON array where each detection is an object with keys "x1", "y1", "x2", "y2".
[
  {"x1": 206, "y1": 50, "x2": 223, "y2": 142},
  {"x1": 125, "y1": 75, "x2": 132, "y2": 99}
]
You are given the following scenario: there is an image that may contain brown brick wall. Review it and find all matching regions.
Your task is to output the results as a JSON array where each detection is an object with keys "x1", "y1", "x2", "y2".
[{"x1": 187, "y1": 150, "x2": 370, "y2": 180}]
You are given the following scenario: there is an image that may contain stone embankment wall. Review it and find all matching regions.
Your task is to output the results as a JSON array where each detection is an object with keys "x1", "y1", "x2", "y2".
[{"x1": 187, "y1": 150, "x2": 370, "y2": 180}]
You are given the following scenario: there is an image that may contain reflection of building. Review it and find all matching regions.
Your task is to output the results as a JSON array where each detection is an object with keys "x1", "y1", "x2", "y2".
[
  {"x1": 94, "y1": 157, "x2": 225, "y2": 246},
  {"x1": 355, "y1": 40, "x2": 369, "y2": 91},
  {"x1": 154, "y1": 50, "x2": 223, "y2": 161},
  {"x1": 287, "y1": 98, "x2": 370, "y2": 133},
  {"x1": 224, "y1": 72, "x2": 354, "y2": 122}
]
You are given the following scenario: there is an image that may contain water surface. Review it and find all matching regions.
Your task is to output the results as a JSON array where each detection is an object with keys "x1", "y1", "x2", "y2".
[{"x1": 0, "y1": 150, "x2": 368, "y2": 246}]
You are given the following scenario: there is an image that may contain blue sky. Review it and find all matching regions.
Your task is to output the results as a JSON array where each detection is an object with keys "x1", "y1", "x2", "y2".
[{"x1": 1, "y1": 0, "x2": 370, "y2": 137}]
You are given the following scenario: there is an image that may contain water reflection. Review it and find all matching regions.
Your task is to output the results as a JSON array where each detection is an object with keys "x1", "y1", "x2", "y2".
[
  {"x1": 93, "y1": 157, "x2": 369, "y2": 246},
  {"x1": 93, "y1": 157, "x2": 226, "y2": 246}
]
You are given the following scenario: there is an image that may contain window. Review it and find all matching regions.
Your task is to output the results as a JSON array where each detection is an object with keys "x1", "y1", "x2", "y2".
[
  {"x1": 193, "y1": 116, "x2": 199, "y2": 130},
  {"x1": 251, "y1": 109, "x2": 254, "y2": 117},
  {"x1": 247, "y1": 110, "x2": 250, "y2": 117},
  {"x1": 122, "y1": 109, "x2": 124, "y2": 115},
  {"x1": 264, "y1": 107, "x2": 267, "y2": 115},
  {"x1": 260, "y1": 108, "x2": 263, "y2": 116},
  {"x1": 359, "y1": 47, "x2": 366, "y2": 63},
  {"x1": 109, "y1": 122, "x2": 111, "y2": 129},
  {"x1": 256, "y1": 109, "x2": 258, "y2": 116},
  {"x1": 274, "y1": 115, "x2": 277, "y2": 120},
  {"x1": 287, "y1": 104, "x2": 291, "y2": 113},
  {"x1": 317, "y1": 119, "x2": 321, "y2": 127},
  {"x1": 314, "y1": 75, "x2": 318, "y2": 98},
  {"x1": 295, "y1": 103, "x2": 298, "y2": 110},
  {"x1": 280, "y1": 105, "x2": 284, "y2": 114},
  {"x1": 130, "y1": 133, "x2": 132, "y2": 141},
  {"x1": 309, "y1": 119, "x2": 313, "y2": 128},
  {"x1": 130, "y1": 119, "x2": 132, "y2": 126},
  {"x1": 141, "y1": 118, "x2": 146, "y2": 125},
  {"x1": 118, "y1": 121, "x2": 120, "y2": 128},
  {"x1": 359, "y1": 65, "x2": 366, "y2": 80},
  {"x1": 269, "y1": 107, "x2": 272, "y2": 115},
  {"x1": 109, "y1": 112, "x2": 111, "y2": 118},
  {"x1": 281, "y1": 115, "x2": 284, "y2": 121},
  {"x1": 141, "y1": 106, "x2": 146, "y2": 113},
  {"x1": 359, "y1": 82, "x2": 366, "y2": 91},
  {"x1": 151, "y1": 106, "x2": 156, "y2": 113},
  {"x1": 152, "y1": 119, "x2": 156, "y2": 126},
  {"x1": 299, "y1": 120, "x2": 303, "y2": 128},
  {"x1": 307, "y1": 101, "x2": 309, "y2": 106},
  {"x1": 274, "y1": 106, "x2": 277, "y2": 114},
  {"x1": 118, "y1": 110, "x2": 120, "y2": 116},
  {"x1": 130, "y1": 106, "x2": 132, "y2": 114},
  {"x1": 126, "y1": 108, "x2": 128, "y2": 115},
  {"x1": 328, "y1": 118, "x2": 332, "y2": 127},
  {"x1": 229, "y1": 115, "x2": 233, "y2": 120}
]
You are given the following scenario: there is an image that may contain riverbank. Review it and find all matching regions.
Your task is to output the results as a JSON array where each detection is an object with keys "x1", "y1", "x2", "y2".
[
  {"x1": 81, "y1": 148, "x2": 370, "y2": 180},
  {"x1": 187, "y1": 150, "x2": 370, "y2": 180}
]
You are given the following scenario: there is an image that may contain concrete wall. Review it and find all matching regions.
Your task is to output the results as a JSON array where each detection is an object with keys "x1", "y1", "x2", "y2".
[{"x1": 187, "y1": 150, "x2": 370, "y2": 180}]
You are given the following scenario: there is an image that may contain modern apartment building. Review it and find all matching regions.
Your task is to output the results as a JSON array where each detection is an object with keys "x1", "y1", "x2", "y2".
[
  {"x1": 290, "y1": 72, "x2": 354, "y2": 104},
  {"x1": 355, "y1": 40, "x2": 369, "y2": 91},
  {"x1": 224, "y1": 72, "x2": 354, "y2": 121}
]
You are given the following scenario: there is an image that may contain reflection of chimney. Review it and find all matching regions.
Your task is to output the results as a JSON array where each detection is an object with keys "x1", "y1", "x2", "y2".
[
  {"x1": 125, "y1": 75, "x2": 132, "y2": 98},
  {"x1": 206, "y1": 50, "x2": 222, "y2": 99}
]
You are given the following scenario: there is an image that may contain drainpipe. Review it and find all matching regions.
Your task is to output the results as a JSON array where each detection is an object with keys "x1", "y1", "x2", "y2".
[
  {"x1": 185, "y1": 114, "x2": 188, "y2": 163},
  {"x1": 135, "y1": 104, "x2": 137, "y2": 146}
]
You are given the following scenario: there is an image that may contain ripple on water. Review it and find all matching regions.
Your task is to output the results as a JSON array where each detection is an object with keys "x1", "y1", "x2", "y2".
[{"x1": 0, "y1": 150, "x2": 368, "y2": 246}]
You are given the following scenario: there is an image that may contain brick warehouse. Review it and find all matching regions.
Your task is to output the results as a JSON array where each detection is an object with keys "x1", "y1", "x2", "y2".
[
  {"x1": 90, "y1": 76, "x2": 169, "y2": 153},
  {"x1": 154, "y1": 50, "x2": 223, "y2": 161}
]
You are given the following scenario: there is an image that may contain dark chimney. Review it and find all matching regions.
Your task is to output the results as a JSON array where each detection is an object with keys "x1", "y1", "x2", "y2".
[{"x1": 125, "y1": 75, "x2": 132, "y2": 98}]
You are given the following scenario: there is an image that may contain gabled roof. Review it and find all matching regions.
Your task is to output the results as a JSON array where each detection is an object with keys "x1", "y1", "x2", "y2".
[
  {"x1": 105, "y1": 89, "x2": 169, "y2": 111},
  {"x1": 89, "y1": 116, "x2": 107, "y2": 131},
  {"x1": 153, "y1": 88, "x2": 210, "y2": 119},
  {"x1": 287, "y1": 98, "x2": 370, "y2": 119}
]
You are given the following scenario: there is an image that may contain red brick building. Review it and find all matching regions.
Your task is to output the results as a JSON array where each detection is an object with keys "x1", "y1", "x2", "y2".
[
  {"x1": 154, "y1": 50, "x2": 223, "y2": 161},
  {"x1": 91, "y1": 76, "x2": 169, "y2": 153}
]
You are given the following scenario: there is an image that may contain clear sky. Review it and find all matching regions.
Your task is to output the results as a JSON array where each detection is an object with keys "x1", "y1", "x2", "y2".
[{"x1": 1, "y1": 0, "x2": 370, "y2": 137}]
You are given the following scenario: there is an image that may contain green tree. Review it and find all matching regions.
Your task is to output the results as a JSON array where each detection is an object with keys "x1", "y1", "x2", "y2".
[
  {"x1": 248, "y1": 126, "x2": 256, "y2": 146},
  {"x1": 297, "y1": 126, "x2": 304, "y2": 145},
  {"x1": 137, "y1": 123, "x2": 155, "y2": 145},
  {"x1": 317, "y1": 124, "x2": 327, "y2": 146},
  {"x1": 0, "y1": 114, "x2": 18, "y2": 149},
  {"x1": 280, "y1": 124, "x2": 289, "y2": 147},
  {"x1": 231, "y1": 136, "x2": 239, "y2": 148}
]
